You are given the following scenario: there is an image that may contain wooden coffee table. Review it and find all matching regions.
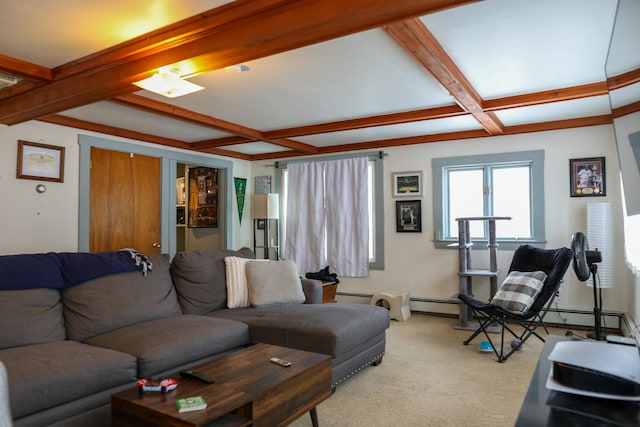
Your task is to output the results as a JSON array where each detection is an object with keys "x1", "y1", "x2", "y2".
[{"x1": 111, "y1": 343, "x2": 332, "y2": 427}]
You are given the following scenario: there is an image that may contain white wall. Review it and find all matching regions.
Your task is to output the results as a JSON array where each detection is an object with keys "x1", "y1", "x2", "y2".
[
  {"x1": 251, "y1": 125, "x2": 628, "y2": 318},
  {"x1": 0, "y1": 120, "x2": 628, "y2": 319},
  {"x1": 0, "y1": 121, "x2": 254, "y2": 255}
]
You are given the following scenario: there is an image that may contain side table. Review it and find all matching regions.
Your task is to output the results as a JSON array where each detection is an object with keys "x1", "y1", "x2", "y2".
[{"x1": 321, "y1": 281, "x2": 338, "y2": 303}]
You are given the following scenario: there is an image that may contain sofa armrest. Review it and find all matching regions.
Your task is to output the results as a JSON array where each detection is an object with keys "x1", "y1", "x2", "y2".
[{"x1": 301, "y1": 278, "x2": 323, "y2": 304}]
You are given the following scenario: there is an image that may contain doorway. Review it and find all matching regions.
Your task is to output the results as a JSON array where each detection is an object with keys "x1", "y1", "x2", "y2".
[
  {"x1": 89, "y1": 147, "x2": 161, "y2": 253},
  {"x1": 79, "y1": 135, "x2": 234, "y2": 257},
  {"x1": 176, "y1": 162, "x2": 225, "y2": 252}
]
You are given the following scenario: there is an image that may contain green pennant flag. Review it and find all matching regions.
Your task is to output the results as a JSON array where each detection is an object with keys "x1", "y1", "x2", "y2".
[{"x1": 234, "y1": 177, "x2": 247, "y2": 224}]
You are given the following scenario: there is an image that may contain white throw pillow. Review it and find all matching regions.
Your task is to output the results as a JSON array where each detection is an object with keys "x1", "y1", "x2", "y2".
[
  {"x1": 490, "y1": 271, "x2": 547, "y2": 314},
  {"x1": 224, "y1": 256, "x2": 252, "y2": 308},
  {"x1": 245, "y1": 260, "x2": 305, "y2": 307}
]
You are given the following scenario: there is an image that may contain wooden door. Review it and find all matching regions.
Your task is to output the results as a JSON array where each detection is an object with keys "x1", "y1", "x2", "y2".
[{"x1": 90, "y1": 148, "x2": 161, "y2": 253}]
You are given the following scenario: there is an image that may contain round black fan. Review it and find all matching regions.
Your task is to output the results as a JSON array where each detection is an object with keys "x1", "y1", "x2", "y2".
[
  {"x1": 571, "y1": 232, "x2": 590, "y2": 281},
  {"x1": 570, "y1": 232, "x2": 603, "y2": 340}
]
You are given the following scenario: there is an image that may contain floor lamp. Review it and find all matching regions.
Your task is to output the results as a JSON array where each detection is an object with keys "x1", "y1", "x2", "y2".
[
  {"x1": 252, "y1": 193, "x2": 280, "y2": 260},
  {"x1": 586, "y1": 202, "x2": 613, "y2": 340}
]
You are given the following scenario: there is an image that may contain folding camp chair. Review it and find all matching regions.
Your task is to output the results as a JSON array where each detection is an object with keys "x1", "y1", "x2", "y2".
[{"x1": 458, "y1": 245, "x2": 573, "y2": 362}]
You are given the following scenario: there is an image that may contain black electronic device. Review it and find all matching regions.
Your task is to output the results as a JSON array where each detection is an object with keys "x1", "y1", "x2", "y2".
[
  {"x1": 546, "y1": 340, "x2": 640, "y2": 401},
  {"x1": 179, "y1": 370, "x2": 214, "y2": 384}
]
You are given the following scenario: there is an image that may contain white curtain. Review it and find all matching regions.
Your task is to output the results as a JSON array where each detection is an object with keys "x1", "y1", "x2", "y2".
[
  {"x1": 325, "y1": 158, "x2": 369, "y2": 277},
  {"x1": 285, "y1": 157, "x2": 369, "y2": 277},
  {"x1": 285, "y1": 162, "x2": 326, "y2": 274}
]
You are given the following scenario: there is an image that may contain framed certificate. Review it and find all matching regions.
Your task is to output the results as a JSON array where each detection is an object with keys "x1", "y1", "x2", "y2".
[{"x1": 17, "y1": 140, "x2": 65, "y2": 182}]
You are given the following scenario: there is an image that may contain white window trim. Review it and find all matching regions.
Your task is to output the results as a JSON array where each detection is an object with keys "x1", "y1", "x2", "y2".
[{"x1": 432, "y1": 150, "x2": 546, "y2": 250}]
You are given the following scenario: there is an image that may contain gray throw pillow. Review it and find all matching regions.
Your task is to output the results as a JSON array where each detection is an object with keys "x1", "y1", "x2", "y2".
[
  {"x1": 245, "y1": 260, "x2": 305, "y2": 307},
  {"x1": 490, "y1": 270, "x2": 547, "y2": 314}
]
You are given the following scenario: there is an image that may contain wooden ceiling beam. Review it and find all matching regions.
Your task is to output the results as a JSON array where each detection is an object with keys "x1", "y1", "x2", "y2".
[
  {"x1": 503, "y1": 115, "x2": 612, "y2": 135},
  {"x1": 607, "y1": 67, "x2": 640, "y2": 91},
  {"x1": 37, "y1": 114, "x2": 252, "y2": 159},
  {"x1": 111, "y1": 94, "x2": 319, "y2": 153},
  {"x1": 612, "y1": 100, "x2": 640, "y2": 119},
  {"x1": 483, "y1": 82, "x2": 609, "y2": 111},
  {"x1": 250, "y1": 115, "x2": 613, "y2": 161},
  {"x1": 384, "y1": 18, "x2": 504, "y2": 135},
  {"x1": 0, "y1": 54, "x2": 52, "y2": 82},
  {"x1": 191, "y1": 136, "x2": 255, "y2": 149},
  {"x1": 0, "y1": 0, "x2": 478, "y2": 125},
  {"x1": 264, "y1": 105, "x2": 465, "y2": 139},
  {"x1": 111, "y1": 94, "x2": 264, "y2": 139},
  {"x1": 38, "y1": 114, "x2": 191, "y2": 150}
]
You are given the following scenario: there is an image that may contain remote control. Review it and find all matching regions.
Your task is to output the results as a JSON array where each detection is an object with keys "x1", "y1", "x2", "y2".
[
  {"x1": 270, "y1": 357, "x2": 292, "y2": 367},
  {"x1": 179, "y1": 370, "x2": 214, "y2": 383}
]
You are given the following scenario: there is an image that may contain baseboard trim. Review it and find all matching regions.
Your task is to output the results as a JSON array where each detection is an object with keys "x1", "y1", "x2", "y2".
[{"x1": 337, "y1": 292, "x2": 626, "y2": 333}]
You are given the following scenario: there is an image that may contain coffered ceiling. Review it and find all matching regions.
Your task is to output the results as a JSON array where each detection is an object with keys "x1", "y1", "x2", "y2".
[{"x1": 1, "y1": 0, "x2": 638, "y2": 161}]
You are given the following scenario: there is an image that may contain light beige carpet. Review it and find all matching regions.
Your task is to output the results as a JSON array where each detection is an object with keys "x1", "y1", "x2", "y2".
[{"x1": 290, "y1": 313, "x2": 561, "y2": 427}]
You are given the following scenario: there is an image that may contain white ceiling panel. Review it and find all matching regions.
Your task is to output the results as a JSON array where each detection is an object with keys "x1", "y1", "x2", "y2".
[
  {"x1": 60, "y1": 102, "x2": 229, "y2": 142},
  {"x1": 609, "y1": 83, "x2": 640, "y2": 109},
  {"x1": 606, "y1": 0, "x2": 640, "y2": 75},
  {"x1": 0, "y1": 1, "x2": 232, "y2": 67},
  {"x1": 495, "y1": 96, "x2": 613, "y2": 126},
  {"x1": 297, "y1": 115, "x2": 483, "y2": 146},
  {"x1": 422, "y1": 0, "x2": 618, "y2": 99},
  {"x1": 220, "y1": 142, "x2": 291, "y2": 155},
  {"x1": 143, "y1": 29, "x2": 456, "y2": 131}
]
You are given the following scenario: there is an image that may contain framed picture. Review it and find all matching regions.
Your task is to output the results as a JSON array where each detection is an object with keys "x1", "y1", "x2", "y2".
[
  {"x1": 569, "y1": 157, "x2": 606, "y2": 197},
  {"x1": 393, "y1": 171, "x2": 422, "y2": 197},
  {"x1": 255, "y1": 175, "x2": 272, "y2": 194},
  {"x1": 16, "y1": 140, "x2": 65, "y2": 182},
  {"x1": 396, "y1": 200, "x2": 422, "y2": 232},
  {"x1": 188, "y1": 167, "x2": 218, "y2": 227}
]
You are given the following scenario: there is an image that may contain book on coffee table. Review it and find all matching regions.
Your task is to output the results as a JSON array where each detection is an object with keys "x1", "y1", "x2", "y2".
[{"x1": 176, "y1": 396, "x2": 207, "y2": 412}]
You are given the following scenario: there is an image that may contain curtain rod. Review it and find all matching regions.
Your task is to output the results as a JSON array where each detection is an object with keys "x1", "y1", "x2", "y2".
[{"x1": 264, "y1": 151, "x2": 388, "y2": 168}]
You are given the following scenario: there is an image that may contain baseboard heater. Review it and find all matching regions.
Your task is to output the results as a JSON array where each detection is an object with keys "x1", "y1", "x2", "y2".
[{"x1": 337, "y1": 292, "x2": 625, "y2": 333}]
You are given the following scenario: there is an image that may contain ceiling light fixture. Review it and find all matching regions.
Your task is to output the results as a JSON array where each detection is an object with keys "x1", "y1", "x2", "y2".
[{"x1": 133, "y1": 69, "x2": 204, "y2": 98}]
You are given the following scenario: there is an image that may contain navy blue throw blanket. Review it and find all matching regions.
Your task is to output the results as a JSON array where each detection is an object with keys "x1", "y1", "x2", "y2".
[{"x1": 0, "y1": 249, "x2": 152, "y2": 291}]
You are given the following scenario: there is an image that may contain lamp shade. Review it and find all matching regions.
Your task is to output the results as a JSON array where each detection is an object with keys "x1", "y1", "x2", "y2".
[
  {"x1": 252, "y1": 193, "x2": 279, "y2": 219},
  {"x1": 587, "y1": 202, "x2": 613, "y2": 288}
]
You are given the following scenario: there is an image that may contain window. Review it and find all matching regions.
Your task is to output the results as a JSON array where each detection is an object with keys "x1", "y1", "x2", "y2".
[
  {"x1": 277, "y1": 153, "x2": 384, "y2": 269},
  {"x1": 433, "y1": 150, "x2": 545, "y2": 249}
]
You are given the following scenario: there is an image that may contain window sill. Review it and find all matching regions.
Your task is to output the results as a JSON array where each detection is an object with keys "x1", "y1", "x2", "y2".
[{"x1": 433, "y1": 239, "x2": 548, "y2": 251}]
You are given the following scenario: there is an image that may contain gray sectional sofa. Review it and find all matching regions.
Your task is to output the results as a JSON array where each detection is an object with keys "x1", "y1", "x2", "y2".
[{"x1": 0, "y1": 248, "x2": 389, "y2": 427}]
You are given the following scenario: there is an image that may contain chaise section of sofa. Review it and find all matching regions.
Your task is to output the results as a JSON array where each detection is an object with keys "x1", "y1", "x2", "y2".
[
  {"x1": 170, "y1": 248, "x2": 390, "y2": 387},
  {"x1": 209, "y1": 303, "x2": 389, "y2": 387}
]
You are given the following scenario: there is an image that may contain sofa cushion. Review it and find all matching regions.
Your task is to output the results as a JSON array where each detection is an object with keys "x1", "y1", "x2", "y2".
[
  {"x1": 171, "y1": 248, "x2": 255, "y2": 314},
  {"x1": 245, "y1": 260, "x2": 305, "y2": 307},
  {"x1": 209, "y1": 303, "x2": 390, "y2": 365},
  {"x1": 0, "y1": 288, "x2": 65, "y2": 349},
  {"x1": 62, "y1": 254, "x2": 181, "y2": 342},
  {"x1": 84, "y1": 315, "x2": 251, "y2": 378},
  {"x1": 0, "y1": 341, "x2": 137, "y2": 419}
]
